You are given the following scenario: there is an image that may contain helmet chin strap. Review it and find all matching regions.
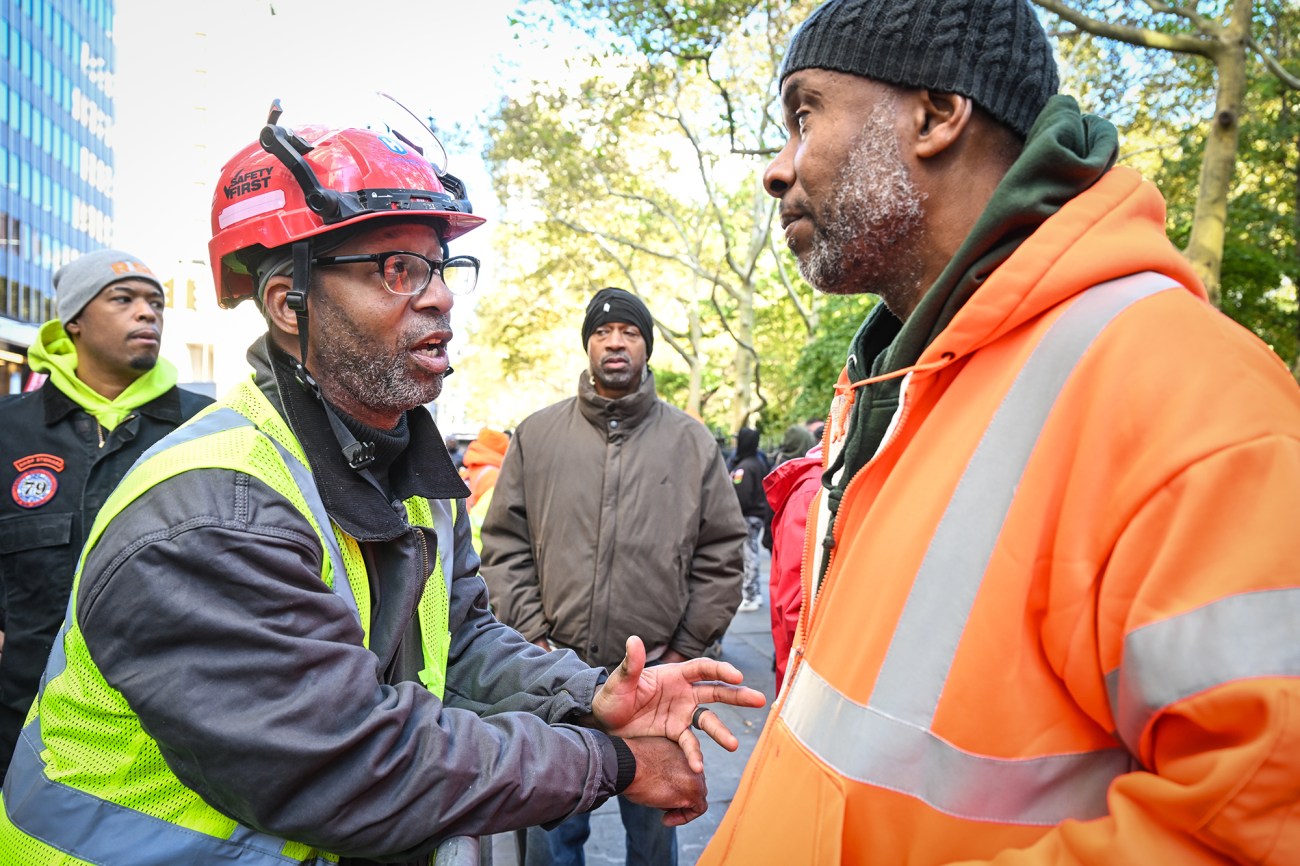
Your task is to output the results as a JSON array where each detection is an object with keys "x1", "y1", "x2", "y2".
[{"x1": 283, "y1": 239, "x2": 378, "y2": 473}]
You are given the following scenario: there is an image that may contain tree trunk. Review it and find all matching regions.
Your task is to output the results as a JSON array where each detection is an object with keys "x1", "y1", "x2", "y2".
[
  {"x1": 688, "y1": 303, "x2": 704, "y2": 415},
  {"x1": 731, "y1": 290, "x2": 756, "y2": 430},
  {"x1": 1183, "y1": 0, "x2": 1252, "y2": 307}
]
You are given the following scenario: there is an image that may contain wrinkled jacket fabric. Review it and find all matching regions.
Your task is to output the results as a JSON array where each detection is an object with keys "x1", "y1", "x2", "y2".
[
  {"x1": 481, "y1": 370, "x2": 745, "y2": 669},
  {"x1": 702, "y1": 155, "x2": 1300, "y2": 861},
  {"x1": 6, "y1": 337, "x2": 623, "y2": 866},
  {"x1": 0, "y1": 328, "x2": 209, "y2": 778}
]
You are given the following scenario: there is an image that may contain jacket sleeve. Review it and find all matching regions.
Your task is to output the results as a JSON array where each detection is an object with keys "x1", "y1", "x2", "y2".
[
  {"x1": 670, "y1": 441, "x2": 746, "y2": 657},
  {"x1": 954, "y1": 434, "x2": 1300, "y2": 865},
  {"x1": 77, "y1": 469, "x2": 620, "y2": 861},
  {"x1": 445, "y1": 499, "x2": 607, "y2": 720},
  {"x1": 479, "y1": 428, "x2": 550, "y2": 643}
]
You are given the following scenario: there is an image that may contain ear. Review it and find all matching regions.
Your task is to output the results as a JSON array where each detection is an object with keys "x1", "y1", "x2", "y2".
[
  {"x1": 261, "y1": 274, "x2": 301, "y2": 338},
  {"x1": 64, "y1": 320, "x2": 80, "y2": 336},
  {"x1": 910, "y1": 90, "x2": 974, "y2": 160}
]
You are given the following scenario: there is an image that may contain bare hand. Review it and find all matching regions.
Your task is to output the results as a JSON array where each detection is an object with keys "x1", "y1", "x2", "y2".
[
  {"x1": 591, "y1": 636, "x2": 767, "y2": 773},
  {"x1": 621, "y1": 737, "x2": 708, "y2": 826},
  {"x1": 532, "y1": 638, "x2": 550, "y2": 651}
]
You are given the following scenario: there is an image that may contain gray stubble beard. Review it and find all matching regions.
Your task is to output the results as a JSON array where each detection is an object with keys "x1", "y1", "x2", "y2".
[{"x1": 798, "y1": 98, "x2": 927, "y2": 308}]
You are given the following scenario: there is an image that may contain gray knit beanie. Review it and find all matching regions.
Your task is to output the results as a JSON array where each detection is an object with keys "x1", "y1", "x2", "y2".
[
  {"x1": 54, "y1": 249, "x2": 163, "y2": 324},
  {"x1": 780, "y1": 0, "x2": 1059, "y2": 138}
]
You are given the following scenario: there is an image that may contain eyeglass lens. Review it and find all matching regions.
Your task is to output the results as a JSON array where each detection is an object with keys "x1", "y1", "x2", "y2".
[{"x1": 382, "y1": 253, "x2": 477, "y2": 296}]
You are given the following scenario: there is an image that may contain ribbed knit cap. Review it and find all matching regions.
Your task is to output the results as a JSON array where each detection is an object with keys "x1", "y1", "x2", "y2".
[{"x1": 779, "y1": 0, "x2": 1059, "y2": 138}]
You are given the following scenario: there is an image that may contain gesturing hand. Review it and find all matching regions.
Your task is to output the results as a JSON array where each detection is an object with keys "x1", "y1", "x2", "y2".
[{"x1": 591, "y1": 636, "x2": 767, "y2": 773}]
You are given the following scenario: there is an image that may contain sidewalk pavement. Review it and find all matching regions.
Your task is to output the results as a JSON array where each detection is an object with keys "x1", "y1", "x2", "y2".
[{"x1": 490, "y1": 553, "x2": 777, "y2": 865}]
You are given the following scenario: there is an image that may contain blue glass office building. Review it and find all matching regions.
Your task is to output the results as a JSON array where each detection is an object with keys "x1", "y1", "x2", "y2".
[{"x1": 0, "y1": 0, "x2": 115, "y2": 391}]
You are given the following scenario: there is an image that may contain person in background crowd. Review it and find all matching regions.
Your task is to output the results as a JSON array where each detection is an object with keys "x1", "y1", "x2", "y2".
[
  {"x1": 482, "y1": 286, "x2": 747, "y2": 866},
  {"x1": 444, "y1": 433, "x2": 465, "y2": 470},
  {"x1": 772, "y1": 422, "x2": 817, "y2": 468},
  {"x1": 728, "y1": 427, "x2": 770, "y2": 614},
  {"x1": 0, "y1": 249, "x2": 210, "y2": 779},
  {"x1": 803, "y1": 415, "x2": 824, "y2": 444},
  {"x1": 463, "y1": 426, "x2": 509, "y2": 509},
  {"x1": 701, "y1": 0, "x2": 1300, "y2": 862},
  {"x1": 465, "y1": 426, "x2": 510, "y2": 552},
  {"x1": 1, "y1": 112, "x2": 764, "y2": 865}
]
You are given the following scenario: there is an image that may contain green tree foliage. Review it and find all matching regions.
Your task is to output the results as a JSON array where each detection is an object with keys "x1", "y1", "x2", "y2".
[
  {"x1": 1037, "y1": 0, "x2": 1300, "y2": 376},
  {"x1": 473, "y1": 0, "x2": 847, "y2": 433}
]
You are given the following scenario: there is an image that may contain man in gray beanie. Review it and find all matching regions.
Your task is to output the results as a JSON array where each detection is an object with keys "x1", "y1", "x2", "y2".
[
  {"x1": 0, "y1": 249, "x2": 210, "y2": 777},
  {"x1": 483, "y1": 287, "x2": 746, "y2": 866},
  {"x1": 700, "y1": 0, "x2": 1300, "y2": 862}
]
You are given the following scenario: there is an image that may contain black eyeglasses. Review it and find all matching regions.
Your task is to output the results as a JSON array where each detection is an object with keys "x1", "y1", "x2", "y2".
[{"x1": 313, "y1": 251, "x2": 480, "y2": 296}]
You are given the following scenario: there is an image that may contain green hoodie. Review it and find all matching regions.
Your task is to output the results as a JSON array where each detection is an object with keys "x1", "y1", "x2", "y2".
[
  {"x1": 821, "y1": 96, "x2": 1119, "y2": 570},
  {"x1": 27, "y1": 319, "x2": 180, "y2": 431}
]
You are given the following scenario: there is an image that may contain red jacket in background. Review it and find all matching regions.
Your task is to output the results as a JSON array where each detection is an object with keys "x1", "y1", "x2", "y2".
[{"x1": 762, "y1": 445, "x2": 822, "y2": 688}]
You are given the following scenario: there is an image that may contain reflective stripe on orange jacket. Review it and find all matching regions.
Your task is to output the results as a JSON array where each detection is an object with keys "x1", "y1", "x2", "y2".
[{"x1": 701, "y1": 166, "x2": 1300, "y2": 864}]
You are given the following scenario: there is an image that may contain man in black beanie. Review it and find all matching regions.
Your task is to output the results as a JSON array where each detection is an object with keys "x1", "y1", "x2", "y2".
[
  {"x1": 700, "y1": 0, "x2": 1300, "y2": 862},
  {"x1": 483, "y1": 287, "x2": 746, "y2": 866}
]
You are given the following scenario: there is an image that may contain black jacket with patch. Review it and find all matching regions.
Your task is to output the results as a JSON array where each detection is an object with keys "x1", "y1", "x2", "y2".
[{"x1": 0, "y1": 379, "x2": 210, "y2": 775}]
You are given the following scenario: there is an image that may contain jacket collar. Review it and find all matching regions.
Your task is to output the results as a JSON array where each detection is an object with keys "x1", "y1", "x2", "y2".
[
  {"x1": 247, "y1": 336, "x2": 469, "y2": 542},
  {"x1": 577, "y1": 367, "x2": 658, "y2": 432},
  {"x1": 41, "y1": 378, "x2": 183, "y2": 426}
]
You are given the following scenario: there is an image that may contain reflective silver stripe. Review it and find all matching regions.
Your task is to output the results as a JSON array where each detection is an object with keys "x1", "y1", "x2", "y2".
[
  {"x1": 432, "y1": 499, "x2": 455, "y2": 596},
  {"x1": 870, "y1": 272, "x2": 1179, "y2": 724},
  {"x1": 5, "y1": 718, "x2": 323, "y2": 864},
  {"x1": 38, "y1": 408, "x2": 355, "y2": 693},
  {"x1": 134, "y1": 406, "x2": 356, "y2": 619},
  {"x1": 3, "y1": 406, "x2": 352, "y2": 864},
  {"x1": 784, "y1": 273, "x2": 1176, "y2": 824},
  {"x1": 1109, "y1": 587, "x2": 1300, "y2": 751},
  {"x1": 782, "y1": 662, "x2": 1133, "y2": 824}
]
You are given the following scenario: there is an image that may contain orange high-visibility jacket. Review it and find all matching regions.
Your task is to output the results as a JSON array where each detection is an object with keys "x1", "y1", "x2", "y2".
[{"x1": 702, "y1": 167, "x2": 1300, "y2": 864}]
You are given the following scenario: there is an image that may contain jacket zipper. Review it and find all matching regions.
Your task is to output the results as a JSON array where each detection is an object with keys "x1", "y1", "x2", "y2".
[{"x1": 789, "y1": 368, "x2": 930, "y2": 687}]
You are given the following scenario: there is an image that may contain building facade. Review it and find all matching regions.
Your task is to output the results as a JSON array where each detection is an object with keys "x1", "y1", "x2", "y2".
[{"x1": 1, "y1": 0, "x2": 115, "y2": 393}]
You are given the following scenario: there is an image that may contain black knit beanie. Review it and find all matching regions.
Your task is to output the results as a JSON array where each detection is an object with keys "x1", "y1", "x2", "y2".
[
  {"x1": 780, "y1": 0, "x2": 1059, "y2": 139},
  {"x1": 582, "y1": 287, "x2": 655, "y2": 358}
]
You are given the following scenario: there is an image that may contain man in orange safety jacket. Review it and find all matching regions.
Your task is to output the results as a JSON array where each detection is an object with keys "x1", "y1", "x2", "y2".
[{"x1": 701, "y1": 0, "x2": 1300, "y2": 862}]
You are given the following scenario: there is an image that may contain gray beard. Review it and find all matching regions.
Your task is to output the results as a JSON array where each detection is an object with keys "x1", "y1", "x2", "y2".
[
  {"x1": 798, "y1": 100, "x2": 927, "y2": 306},
  {"x1": 313, "y1": 311, "x2": 451, "y2": 419}
]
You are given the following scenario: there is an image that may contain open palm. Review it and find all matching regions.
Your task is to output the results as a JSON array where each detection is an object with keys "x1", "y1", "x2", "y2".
[{"x1": 591, "y1": 636, "x2": 767, "y2": 772}]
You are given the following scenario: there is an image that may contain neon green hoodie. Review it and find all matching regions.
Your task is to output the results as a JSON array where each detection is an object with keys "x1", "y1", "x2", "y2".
[{"x1": 27, "y1": 319, "x2": 180, "y2": 431}]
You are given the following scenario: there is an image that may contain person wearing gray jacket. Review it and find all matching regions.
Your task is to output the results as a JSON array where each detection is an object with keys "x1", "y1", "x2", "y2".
[
  {"x1": 0, "y1": 116, "x2": 764, "y2": 866},
  {"x1": 481, "y1": 287, "x2": 747, "y2": 866}
]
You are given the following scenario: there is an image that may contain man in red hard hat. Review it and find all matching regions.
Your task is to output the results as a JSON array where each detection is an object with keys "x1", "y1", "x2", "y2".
[{"x1": 0, "y1": 104, "x2": 764, "y2": 865}]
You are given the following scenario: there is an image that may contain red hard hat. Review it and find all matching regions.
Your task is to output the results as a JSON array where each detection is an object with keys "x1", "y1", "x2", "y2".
[{"x1": 208, "y1": 122, "x2": 485, "y2": 308}]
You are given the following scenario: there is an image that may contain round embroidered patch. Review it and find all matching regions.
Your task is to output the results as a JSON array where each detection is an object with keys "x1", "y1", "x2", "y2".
[{"x1": 12, "y1": 468, "x2": 58, "y2": 508}]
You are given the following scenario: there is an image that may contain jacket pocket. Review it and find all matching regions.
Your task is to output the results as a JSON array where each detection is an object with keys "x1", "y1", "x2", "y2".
[{"x1": 0, "y1": 511, "x2": 73, "y2": 555}]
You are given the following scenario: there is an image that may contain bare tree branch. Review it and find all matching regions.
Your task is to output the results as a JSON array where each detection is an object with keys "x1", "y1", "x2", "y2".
[
  {"x1": 710, "y1": 282, "x2": 766, "y2": 421},
  {"x1": 1250, "y1": 36, "x2": 1300, "y2": 89},
  {"x1": 1033, "y1": 0, "x2": 1216, "y2": 57},
  {"x1": 769, "y1": 232, "x2": 813, "y2": 334}
]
